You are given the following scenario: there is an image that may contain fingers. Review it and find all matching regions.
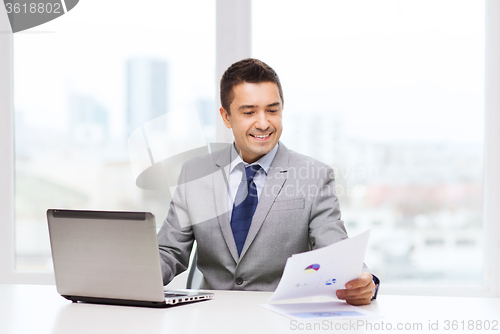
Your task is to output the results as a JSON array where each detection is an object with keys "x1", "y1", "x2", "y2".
[
  {"x1": 337, "y1": 288, "x2": 373, "y2": 305},
  {"x1": 345, "y1": 272, "x2": 373, "y2": 289},
  {"x1": 336, "y1": 283, "x2": 373, "y2": 298},
  {"x1": 336, "y1": 273, "x2": 375, "y2": 306},
  {"x1": 344, "y1": 292, "x2": 373, "y2": 306}
]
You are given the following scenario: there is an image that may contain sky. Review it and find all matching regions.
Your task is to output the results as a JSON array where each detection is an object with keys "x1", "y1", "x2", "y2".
[
  {"x1": 252, "y1": 0, "x2": 485, "y2": 143},
  {"x1": 12, "y1": 0, "x2": 485, "y2": 143},
  {"x1": 13, "y1": 0, "x2": 216, "y2": 139}
]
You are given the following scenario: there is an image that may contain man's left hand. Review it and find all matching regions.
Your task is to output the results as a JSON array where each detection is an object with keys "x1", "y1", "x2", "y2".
[{"x1": 336, "y1": 272, "x2": 375, "y2": 306}]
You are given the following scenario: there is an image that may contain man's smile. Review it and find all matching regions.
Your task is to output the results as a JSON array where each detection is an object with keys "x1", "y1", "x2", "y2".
[{"x1": 249, "y1": 133, "x2": 272, "y2": 141}]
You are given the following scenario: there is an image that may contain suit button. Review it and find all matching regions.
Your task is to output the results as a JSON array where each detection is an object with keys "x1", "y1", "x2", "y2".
[{"x1": 235, "y1": 277, "x2": 243, "y2": 285}]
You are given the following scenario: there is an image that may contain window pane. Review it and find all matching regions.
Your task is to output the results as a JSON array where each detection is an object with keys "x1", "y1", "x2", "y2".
[
  {"x1": 14, "y1": 0, "x2": 216, "y2": 271},
  {"x1": 253, "y1": 0, "x2": 484, "y2": 284}
]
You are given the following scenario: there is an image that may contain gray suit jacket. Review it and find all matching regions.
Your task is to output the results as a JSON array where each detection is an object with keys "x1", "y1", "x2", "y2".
[{"x1": 157, "y1": 142, "x2": 350, "y2": 291}]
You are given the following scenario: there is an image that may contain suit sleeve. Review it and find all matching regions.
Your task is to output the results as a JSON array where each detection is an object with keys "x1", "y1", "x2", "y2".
[
  {"x1": 308, "y1": 166, "x2": 348, "y2": 248},
  {"x1": 157, "y1": 162, "x2": 195, "y2": 286},
  {"x1": 308, "y1": 166, "x2": 372, "y2": 274}
]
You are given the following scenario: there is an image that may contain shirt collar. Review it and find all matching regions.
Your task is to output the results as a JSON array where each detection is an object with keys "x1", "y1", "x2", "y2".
[{"x1": 230, "y1": 142, "x2": 279, "y2": 175}]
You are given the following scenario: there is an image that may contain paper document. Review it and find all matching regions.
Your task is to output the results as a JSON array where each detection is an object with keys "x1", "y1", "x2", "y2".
[
  {"x1": 261, "y1": 301, "x2": 378, "y2": 321},
  {"x1": 268, "y1": 230, "x2": 370, "y2": 302}
]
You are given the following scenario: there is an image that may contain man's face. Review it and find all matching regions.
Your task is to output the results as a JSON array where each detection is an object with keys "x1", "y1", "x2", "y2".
[{"x1": 220, "y1": 82, "x2": 283, "y2": 164}]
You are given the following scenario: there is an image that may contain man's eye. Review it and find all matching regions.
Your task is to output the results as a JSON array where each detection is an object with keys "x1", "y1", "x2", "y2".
[
  {"x1": 268, "y1": 110, "x2": 278, "y2": 113},
  {"x1": 243, "y1": 111, "x2": 254, "y2": 115}
]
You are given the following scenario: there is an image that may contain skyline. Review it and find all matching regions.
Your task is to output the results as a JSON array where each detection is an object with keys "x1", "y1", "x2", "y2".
[
  {"x1": 9, "y1": 0, "x2": 486, "y2": 284},
  {"x1": 12, "y1": 0, "x2": 485, "y2": 144}
]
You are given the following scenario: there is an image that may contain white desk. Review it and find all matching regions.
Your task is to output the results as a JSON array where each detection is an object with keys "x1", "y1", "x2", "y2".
[{"x1": 1, "y1": 284, "x2": 499, "y2": 334}]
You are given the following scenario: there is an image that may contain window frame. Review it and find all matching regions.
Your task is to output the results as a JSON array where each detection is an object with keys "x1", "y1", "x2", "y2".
[{"x1": 0, "y1": 0, "x2": 498, "y2": 297}]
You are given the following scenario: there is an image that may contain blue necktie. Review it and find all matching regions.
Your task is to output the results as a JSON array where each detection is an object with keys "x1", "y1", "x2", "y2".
[{"x1": 231, "y1": 165, "x2": 261, "y2": 256}]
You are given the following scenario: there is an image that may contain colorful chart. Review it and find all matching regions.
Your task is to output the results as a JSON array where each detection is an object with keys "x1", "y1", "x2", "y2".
[
  {"x1": 325, "y1": 278, "x2": 337, "y2": 285},
  {"x1": 304, "y1": 264, "x2": 320, "y2": 273}
]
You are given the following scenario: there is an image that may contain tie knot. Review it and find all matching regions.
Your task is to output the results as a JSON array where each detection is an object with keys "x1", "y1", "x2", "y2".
[{"x1": 245, "y1": 164, "x2": 261, "y2": 181}]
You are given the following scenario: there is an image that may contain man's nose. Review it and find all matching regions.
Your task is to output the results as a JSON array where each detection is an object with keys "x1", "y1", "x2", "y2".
[{"x1": 254, "y1": 111, "x2": 270, "y2": 130}]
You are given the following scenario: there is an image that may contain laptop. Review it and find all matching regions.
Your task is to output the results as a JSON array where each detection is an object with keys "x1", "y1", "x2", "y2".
[{"x1": 47, "y1": 209, "x2": 213, "y2": 308}]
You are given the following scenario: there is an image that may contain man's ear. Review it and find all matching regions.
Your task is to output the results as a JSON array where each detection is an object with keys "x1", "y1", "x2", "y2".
[{"x1": 220, "y1": 107, "x2": 232, "y2": 129}]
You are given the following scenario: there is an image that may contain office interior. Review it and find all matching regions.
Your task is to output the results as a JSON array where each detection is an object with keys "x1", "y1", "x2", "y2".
[{"x1": 1, "y1": 1, "x2": 499, "y2": 333}]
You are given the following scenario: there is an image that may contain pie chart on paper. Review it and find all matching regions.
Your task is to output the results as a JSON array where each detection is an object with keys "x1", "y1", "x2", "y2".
[{"x1": 304, "y1": 264, "x2": 320, "y2": 274}]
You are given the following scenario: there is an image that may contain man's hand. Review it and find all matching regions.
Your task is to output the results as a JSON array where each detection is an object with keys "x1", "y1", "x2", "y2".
[{"x1": 336, "y1": 272, "x2": 375, "y2": 306}]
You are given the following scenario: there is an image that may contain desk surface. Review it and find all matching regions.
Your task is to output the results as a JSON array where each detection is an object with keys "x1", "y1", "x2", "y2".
[{"x1": 1, "y1": 284, "x2": 499, "y2": 334}]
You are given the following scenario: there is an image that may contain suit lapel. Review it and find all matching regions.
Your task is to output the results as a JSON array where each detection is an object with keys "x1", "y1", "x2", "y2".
[
  {"x1": 239, "y1": 143, "x2": 289, "y2": 259},
  {"x1": 213, "y1": 145, "x2": 240, "y2": 263}
]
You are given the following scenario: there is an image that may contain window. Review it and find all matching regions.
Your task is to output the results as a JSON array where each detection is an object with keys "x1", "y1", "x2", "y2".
[
  {"x1": 8, "y1": 0, "x2": 215, "y2": 274},
  {"x1": 1, "y1": 0, "x2": 498, "y2": 295},
  {"x1": 252, "y1": 0, "x2": 491, "y2": 290}
]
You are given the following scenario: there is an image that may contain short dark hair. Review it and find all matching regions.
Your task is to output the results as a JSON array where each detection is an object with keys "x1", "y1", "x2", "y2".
[{"x1": 220, "y1": 58, "x2": 284, "y2": 114}]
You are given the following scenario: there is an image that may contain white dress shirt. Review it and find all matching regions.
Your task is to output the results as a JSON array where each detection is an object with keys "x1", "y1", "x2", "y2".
[{"x1": 227, "y1": 142, "x2": 279, "y2": 220}]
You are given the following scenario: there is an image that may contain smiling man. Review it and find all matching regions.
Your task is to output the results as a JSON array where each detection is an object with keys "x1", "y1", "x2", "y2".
[
  {"x1": 157, "y1": 58, "x2": 378, "y2": 305},
  {"x1": 220, "y1": 81, "x2": 283, "y2": 163}
]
